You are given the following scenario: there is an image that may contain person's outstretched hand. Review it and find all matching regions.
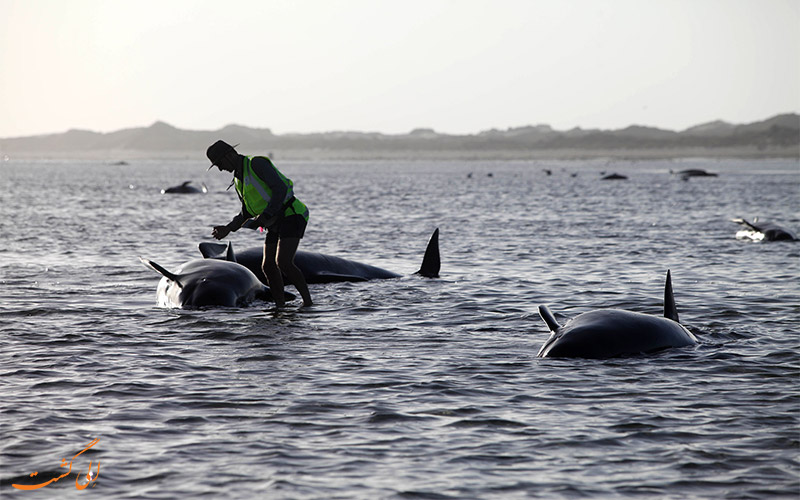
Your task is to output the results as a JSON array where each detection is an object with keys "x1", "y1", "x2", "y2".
[{"x1": 212, "y1": 225, "x2": 231, "y2": 240}]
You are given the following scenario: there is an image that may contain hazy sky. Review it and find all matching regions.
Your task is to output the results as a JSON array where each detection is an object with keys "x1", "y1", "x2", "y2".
[{"x1": 1, "y1": 0, "x2": 798, "y2": 138}]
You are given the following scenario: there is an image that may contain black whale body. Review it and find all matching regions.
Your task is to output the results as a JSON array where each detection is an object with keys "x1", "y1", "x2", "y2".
[
  {"x1": 161, "y1": 181, "x2": 208, "y2": 194},
  {"x1": 199, "y1": 228, "x2": 440, "y2": 285},
  {"x1": 670, "y1": 168, "x2": 718, "y2": 180},
  {"x1": 537, "y1": 271, "x2": 698, "y2": 359},
  {"x1": 139, "y1": 257, "x2": 291, "y2": 308}
]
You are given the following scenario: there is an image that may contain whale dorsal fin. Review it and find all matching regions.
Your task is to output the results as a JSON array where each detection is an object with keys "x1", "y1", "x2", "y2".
[
  {"x1": 139, "y1": 257, "x2": 184, "y2": 288},
  {"x1": 415, "y1": 228, "x2": 440, "y2": 278},
  {"x1": 199, "y1": 241, "x2": 236, "y2": 262},
  {"x1": 538, "y1": 305, "x2": 561, "y2": 332},
  {"x1": 664, "y1": 270, "x2": 679, "y2": 322}
]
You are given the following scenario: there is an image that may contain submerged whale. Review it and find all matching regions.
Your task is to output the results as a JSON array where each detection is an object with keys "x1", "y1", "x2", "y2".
[
  {"x1": 161, "y1": 181, "x2": 208, "y2": 194},
  {"x1": 139, "y1": 257, "x2": 290, "y2": 308},
  {"x1": 199, "y1": 228, "x2": 441, "y2": 285},
  {"x1": 732, "y1": 218, "x2": 797, "y2": 242},
  {"x1": 670, "y1": 168, "x2": 717, "y2": 181},
  {"x1": 536, "y1": 271, "x2": 698, "y2": 358}
]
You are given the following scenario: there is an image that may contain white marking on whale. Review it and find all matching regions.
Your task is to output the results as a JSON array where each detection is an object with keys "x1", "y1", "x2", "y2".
[{"x1": 732, "y1": 218, "x2": 797, "y2": 242}]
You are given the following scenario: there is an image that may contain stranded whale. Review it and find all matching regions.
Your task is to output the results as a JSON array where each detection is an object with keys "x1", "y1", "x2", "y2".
[
  {"x1": 670, "y1": 168, "x2": 718, "y2": 181},
  {"x1": 732, "y1": 218, "x2": 797, "y2": 242},
  {"x1": 536, "y1": 270, "x2": 698, "y2": 358},
  {"x1": 199, "y1": 228, "x2": 441, "y2": 285},
  {"x1": 139, "y1": 257, "x2": 290, "y2": 308},
  {"x1": 161, "y1": 181, "x2": 208, "y2": 194}
]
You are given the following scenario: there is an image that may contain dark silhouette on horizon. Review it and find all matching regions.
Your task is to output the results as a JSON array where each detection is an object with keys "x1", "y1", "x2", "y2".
[{"x1": 1, "y1": 113, "x2": 797, "y2": 160}]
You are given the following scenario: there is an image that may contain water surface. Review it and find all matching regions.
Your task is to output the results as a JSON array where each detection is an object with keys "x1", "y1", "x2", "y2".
[{"x1": 1, "y1": 157, "x2": 798, "y2": 498}]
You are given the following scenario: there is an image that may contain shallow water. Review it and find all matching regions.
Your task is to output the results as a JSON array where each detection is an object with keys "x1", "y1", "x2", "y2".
[{"x1": 1, "y1": 157, "x2": 798, "y2": 499}]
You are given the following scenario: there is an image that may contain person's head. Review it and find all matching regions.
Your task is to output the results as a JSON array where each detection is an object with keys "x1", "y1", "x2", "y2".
[{"x1": 206, "y1": 140, "x2": 238, "y2": 172}]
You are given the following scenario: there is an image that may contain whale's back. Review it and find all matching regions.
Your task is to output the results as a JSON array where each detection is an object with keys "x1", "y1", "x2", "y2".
[{"x1": 540, "y1": 309, "x2": 697, "y2": 359}]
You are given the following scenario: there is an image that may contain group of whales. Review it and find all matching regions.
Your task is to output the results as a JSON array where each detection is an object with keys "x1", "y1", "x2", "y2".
[
  {"x1": 140, "y1": 228, "x2": 440, "y2": 308},
  {"x1": 140, "y1": 215, "x2": 795, "y2": 359}
]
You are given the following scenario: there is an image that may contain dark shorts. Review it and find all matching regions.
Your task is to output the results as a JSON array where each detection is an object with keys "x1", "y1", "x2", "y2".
[{"x1": 265, "y1": 214, "x2": 307, "y2": 242}]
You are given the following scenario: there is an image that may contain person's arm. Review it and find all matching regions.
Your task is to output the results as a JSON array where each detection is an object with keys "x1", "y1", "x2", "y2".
[
  {"x1": 226, "y1": 212, "x2": 249, "y2": 231},
  {"x1": 212, "y1": 201, "x2": 250, "y2": 239}
]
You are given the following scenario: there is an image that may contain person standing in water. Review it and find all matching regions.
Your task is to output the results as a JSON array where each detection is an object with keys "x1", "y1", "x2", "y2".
[{"x1": 207, "y1": 140, "x2": 312, "y2": 308}]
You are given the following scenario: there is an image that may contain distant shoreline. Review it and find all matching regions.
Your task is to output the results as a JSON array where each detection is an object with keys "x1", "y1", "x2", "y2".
[
  {"x1": 2, "y1": 113, "x2": 797, "y2": 162},
  {"x1": 4, "y1": 146, "x2": 798, "y2": 162}
]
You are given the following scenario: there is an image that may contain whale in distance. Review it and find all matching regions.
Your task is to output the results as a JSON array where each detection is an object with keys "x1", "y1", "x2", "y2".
[
  {"x1": 139, "y1": 257, "x2": 291, "y2": 308},
  {"x1": 732, "y1": 218, "x2": 797, "y2": 242},
  {"x1": 537, "y1": 271, "x2": 698, "y2": 359},
  {"x1": 161, "y1": 181, "x2": 208, "y2": 194},
  {"x1": 199, "y1": 228, "x2": 440, "y2": 285},
  {"x1": 670, "y1": 168, "x2": 718, "y2": 181}
]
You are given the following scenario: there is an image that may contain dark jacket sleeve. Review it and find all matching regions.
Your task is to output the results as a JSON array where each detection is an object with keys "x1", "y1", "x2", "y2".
[{"x1": 225, "y1": 198, "x2": 250, "y2": 232}]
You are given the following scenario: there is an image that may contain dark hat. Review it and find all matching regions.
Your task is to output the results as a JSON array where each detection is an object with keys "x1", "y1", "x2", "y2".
[{"x1": 206, "y1": 140, "x2": 237, "y2": 170}]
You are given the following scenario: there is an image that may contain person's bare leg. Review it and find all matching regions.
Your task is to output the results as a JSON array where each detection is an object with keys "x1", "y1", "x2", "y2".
[
  {"x1": 262, "y1": 236, "x2": 285, "y2": 307},
  {"x1": 276, "y1": 237, "x2": 313, "y2": 307}
]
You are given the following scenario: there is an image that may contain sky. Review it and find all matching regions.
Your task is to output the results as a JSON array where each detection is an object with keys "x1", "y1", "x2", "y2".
[{"x1": 1, "y1": 0, "x2": 798, "y2": 138}]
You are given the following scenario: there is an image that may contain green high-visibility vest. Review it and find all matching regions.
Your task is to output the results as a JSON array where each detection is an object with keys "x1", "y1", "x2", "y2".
[{"x1": 234, "y1": 156, "x2": 309, "y2": 221}]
